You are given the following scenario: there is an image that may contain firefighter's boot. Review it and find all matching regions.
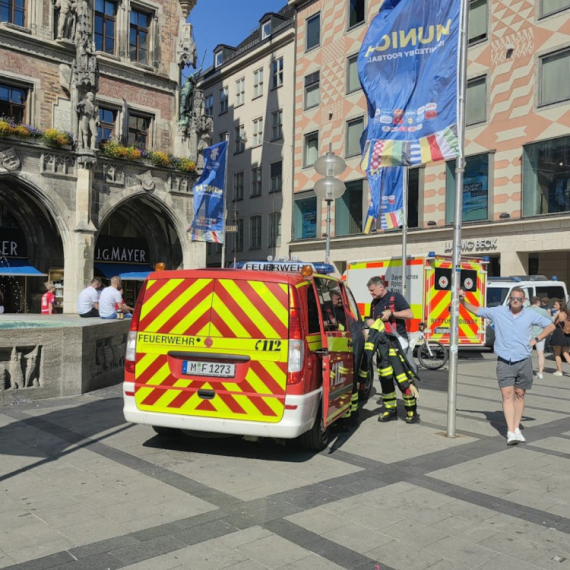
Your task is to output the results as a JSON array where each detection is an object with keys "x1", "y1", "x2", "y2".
[
  {"x1": 378, "y1": 390, "x2": 398, "y2": 422},
  {"x1": 405, "y1": 411, "x2": 420, "y2": 424},
  {"x1": 378, "y1": 409, "x2": 398, "y2": 422}
]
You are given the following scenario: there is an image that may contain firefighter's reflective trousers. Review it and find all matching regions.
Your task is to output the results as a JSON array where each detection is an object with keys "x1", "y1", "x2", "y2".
[{"x1": 363, "y1": 319, "x2": 417, "y2": 418}]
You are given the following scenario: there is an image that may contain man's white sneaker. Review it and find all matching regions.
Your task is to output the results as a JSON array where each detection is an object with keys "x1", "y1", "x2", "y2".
[
  {"x1": 553, "y1": 371, "x2": 563, "y2": 377},
  {"x1": 507, "y1": 431, "x2": 519, "y2": 445},
  {"x1": 536, "y1": 373, "x2": 543, "y2": 380},
  {"x1": 515, "y1": 428, "x2": 526, "y2": 443}
]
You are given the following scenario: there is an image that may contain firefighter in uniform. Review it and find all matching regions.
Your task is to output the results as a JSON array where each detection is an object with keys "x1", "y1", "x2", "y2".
[{"x1": 365, "y1": 276, "x2": 419, "y2": 423}]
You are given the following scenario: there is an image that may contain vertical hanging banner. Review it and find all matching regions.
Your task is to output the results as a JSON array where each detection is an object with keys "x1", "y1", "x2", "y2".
[
  {"x1": 358, "y1": 0, "x2": 462, "y2": 170},
  {"x1": 363, "y1": 167, "x2": 405, "y2": 233},
  {"x1": 189, "y1": 141, "x2": 228, "y2": 243}
]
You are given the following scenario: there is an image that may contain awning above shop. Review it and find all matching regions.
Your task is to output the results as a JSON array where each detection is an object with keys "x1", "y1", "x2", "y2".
[
  {"x1": 0, "y1": 259, "x2": 47, "y2": 277},
  {"x1": 95, "y1": 263, "x2": 153, "y2": 281}
]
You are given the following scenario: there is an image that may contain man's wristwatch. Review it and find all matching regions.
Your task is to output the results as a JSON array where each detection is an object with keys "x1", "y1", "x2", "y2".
[{"x1": 535, "y1": 337, "x2": 540, "y2": 343}]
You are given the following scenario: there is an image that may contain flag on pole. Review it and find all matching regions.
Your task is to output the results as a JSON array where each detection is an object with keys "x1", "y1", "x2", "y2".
[
  {"x1": 363, "y1": 167, "x2": 404, "y2": 233},
  {"x1": 358, "y1": 0, "x2": 462, "y2": 169},
  {"x1": 189, "y1": 141, "x2": 228, "y2": 242}
]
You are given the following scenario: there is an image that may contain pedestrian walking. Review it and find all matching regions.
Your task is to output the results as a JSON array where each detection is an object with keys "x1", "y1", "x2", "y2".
[
  {"x1": 550, "y1": 299, "x2": 570, "y2": 376},
  {"x1": 77, "y1": 277, "x2": 102, "y2": 317},
  {"x1": 460, "y1": 286, "x2": 555, "y2": 445},
  {"x1": 528, "y1": 296, "x2": 553, "y2": 379},
  {"x1": 41, "y1": 282, "x2": 56, "y2": 315}
]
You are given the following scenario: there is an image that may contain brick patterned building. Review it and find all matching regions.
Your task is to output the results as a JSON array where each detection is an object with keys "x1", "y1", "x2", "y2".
[
  {"x1": 0, "y1": 0, "x2": 204, "y2": 313},
  {"x1": 289, "y1": 0, "x2": 570, "y2": 282}
]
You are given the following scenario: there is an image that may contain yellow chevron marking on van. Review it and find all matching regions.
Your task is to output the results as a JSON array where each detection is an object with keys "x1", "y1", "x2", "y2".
[
  {"x1": 249, "y1": 281, "x2": 288, "y2": 324},
  {"x1": 140, "y1": 278, "x2": 184, "y2": 320},
  {"x1": 212, "y1": 293, "x2": 250, "y2": 337}
]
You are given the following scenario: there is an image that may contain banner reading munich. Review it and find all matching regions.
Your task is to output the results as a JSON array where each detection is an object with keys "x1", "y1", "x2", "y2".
[{"x1": 358, "y1": 0, "x2": 461, "y2": 170}]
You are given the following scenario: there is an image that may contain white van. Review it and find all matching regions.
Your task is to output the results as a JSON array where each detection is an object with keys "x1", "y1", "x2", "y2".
[{"x1": 485, "y1": 276, "x2": 567, "y2": 346}]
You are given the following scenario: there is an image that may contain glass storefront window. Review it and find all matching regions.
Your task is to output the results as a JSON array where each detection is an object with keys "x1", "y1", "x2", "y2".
[
  {"x1": 523, "y1": 136, "x2": 570, "y2": 217},
  {"x1": 294, "y1": 196, "x2": 317, "y2": 240},
  {"x1": 446, "y1": 153, "x2": 489, "y2": 223},
  {"x1": 335, "y1": 180, "x2": 363, "y2": 236}
]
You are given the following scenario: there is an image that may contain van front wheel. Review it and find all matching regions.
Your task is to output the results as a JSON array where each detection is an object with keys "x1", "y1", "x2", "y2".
[{"x1": 299, "y1": 409, "x2": 330, "y2": 451}]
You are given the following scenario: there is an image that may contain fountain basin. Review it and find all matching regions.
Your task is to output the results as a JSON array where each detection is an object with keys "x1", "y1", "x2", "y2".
[{"x1": 0, "y1": 315, "x2": 130, "y2": 404}]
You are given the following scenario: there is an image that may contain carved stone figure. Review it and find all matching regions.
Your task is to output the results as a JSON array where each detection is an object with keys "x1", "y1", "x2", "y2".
[
  {"x1": 73, "y1": 0, "x2": 98, "y2": 89},
  {"x1": 77, "y1": 92, "x2": 99, "y2": 150},
  {"x1": 24, "y1": 346, "x2": 40, "y2": 388},
  {"x1": 176, "y1": 22, "x2": 197, "y2": 68},
  {"x1": 55, "y1": 0, "x2": 77, "y2": 41},
  {"x1": 0, "y1": 148, "x2": 21, "y2": 171},
  {"x1": 179, "y1": 68, "x2": 201, "y2": 127},
  {"x1": 8, "y1": 347, "x2": 23, "y2": 390}
]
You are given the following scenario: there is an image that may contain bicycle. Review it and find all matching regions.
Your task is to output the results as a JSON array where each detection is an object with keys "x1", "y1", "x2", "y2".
[{"x1": 408, "y1": 322, "x2": 449, "y2": 370}]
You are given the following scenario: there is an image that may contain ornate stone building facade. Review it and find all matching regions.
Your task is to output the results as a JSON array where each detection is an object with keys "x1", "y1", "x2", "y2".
[{"x1": 0, "y1": 0, "x2": 205, "y2": 313}]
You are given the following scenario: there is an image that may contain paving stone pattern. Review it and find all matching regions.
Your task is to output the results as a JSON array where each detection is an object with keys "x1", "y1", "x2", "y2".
[{"x1": 1, "y1": 351, "x2": 570, "y2": 569}]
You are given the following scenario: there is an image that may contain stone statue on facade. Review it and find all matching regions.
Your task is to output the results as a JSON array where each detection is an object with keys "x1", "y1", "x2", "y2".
[
  {"x1": 54, "y1": 0, "x2": 77, "y2": 41},
  {"x1": 77, "y1": 92, "x2": 99, "y2": 150},
  {"x1": 179, "y1": 68, "x2": 201, "y2": 129},
  {"x1": 73, "y1": 0, "x2": 98, "y2": 89},
  {"x1": 176, "y1": 22, "x2": 198, "y2": 69}
]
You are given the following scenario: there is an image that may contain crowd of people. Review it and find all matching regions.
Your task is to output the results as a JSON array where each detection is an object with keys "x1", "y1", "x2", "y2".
[{"x1": 77, "y1": 276, "x2": 133, "y2": 319}]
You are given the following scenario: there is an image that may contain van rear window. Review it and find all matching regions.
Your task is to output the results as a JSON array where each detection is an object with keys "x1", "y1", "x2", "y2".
[
  {"x1": 535, "y1": 286, "x2": 565, "y2": 301},
  {"x1": 487, "y1": 288, "x2": 508, "y2": 307}
]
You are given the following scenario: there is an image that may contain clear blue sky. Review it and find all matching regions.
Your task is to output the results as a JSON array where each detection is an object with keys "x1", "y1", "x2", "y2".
[{"x1": 189, "y1": 0, "x2": 288, "y2": 71}]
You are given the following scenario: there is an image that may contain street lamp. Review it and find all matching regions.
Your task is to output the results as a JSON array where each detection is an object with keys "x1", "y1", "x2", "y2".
[{"x1": 313, "y1": 150, "x2": 346, "y2": 265}]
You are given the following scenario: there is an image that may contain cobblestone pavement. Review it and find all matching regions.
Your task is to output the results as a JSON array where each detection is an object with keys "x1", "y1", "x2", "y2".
[{"x1": 1, "y1": 350, "x2": 570, "y2": 570}]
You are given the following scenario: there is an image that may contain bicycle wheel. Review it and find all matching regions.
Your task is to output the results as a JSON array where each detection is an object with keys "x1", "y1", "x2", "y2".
[{"x1": 417, "y1": 341, "x2": 448, "y2": 370}]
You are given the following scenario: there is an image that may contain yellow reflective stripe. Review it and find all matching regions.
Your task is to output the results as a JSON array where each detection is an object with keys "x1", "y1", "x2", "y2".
[
  {"x1": 145, "y1": 279, "x2": 158, "y2": 291},
  {"x1": 249, "y1": 280, "x2": 288, "y2": 325},
  {"x1": 212, "y1": 292, "x2": 251, "y2": 338},
  {"x1": 371, "y1": 319, "x2": 385, "y2": 332},
  {"x1": 140, "y1": 278, "x2": 184, "y2": 321}
]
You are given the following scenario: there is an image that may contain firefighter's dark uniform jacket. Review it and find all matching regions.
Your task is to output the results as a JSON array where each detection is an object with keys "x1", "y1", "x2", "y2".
[{"x1": 363, "y1": 318, "x2": 418, "y2": 419}]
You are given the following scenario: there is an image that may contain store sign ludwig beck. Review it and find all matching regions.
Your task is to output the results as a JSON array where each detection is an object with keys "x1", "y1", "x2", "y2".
[{"x1": 444, "y1": 238, "x2": 498, "y2": 253}]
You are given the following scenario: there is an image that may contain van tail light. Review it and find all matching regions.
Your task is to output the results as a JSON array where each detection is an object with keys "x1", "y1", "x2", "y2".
[
  {"x1": 124, "y1": 280, "x2": 148, "y2": 375},
  {"x1": 287, "y1": 289, "x2": 305, "y2": 384}
]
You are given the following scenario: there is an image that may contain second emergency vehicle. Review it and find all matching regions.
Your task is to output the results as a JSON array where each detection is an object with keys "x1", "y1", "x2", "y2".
[
  {"x1": 123, "y1": 262, "x2": 364, "y2": 450},
  {"x1": 345, "y1": 253, "x2": 488, "y2": 346}
]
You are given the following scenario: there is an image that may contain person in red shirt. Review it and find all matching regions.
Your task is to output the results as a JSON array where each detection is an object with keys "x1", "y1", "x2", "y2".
[{"x1": 41, "y1": 282, "x2": 57, "y2": 315}]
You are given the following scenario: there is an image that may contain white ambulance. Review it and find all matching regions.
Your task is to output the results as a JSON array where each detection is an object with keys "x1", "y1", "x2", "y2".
[{"x1": 345, "y1": 253, "x2": 488, "y2": 347}]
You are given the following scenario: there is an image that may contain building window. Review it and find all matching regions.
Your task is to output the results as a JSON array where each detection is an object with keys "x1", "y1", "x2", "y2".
[
  {"x1": 294, "y1": 196, "x2": 317, "y2": 239},
  {"x1": 348, "y1": 0, "x2": 365, "y2": 28},
  {"x1": 235, "y1": 124, "x2": 245, "y2": 153},
  {"x1": 253, "y1": 67, "x2": 264, "y2": 98},
  {"x1": 95, "y1": 0, "x2": 117, "y2": 53},
  {"x1": 129, "y1": 8, "x2": 152, "y2": 64},
  {"x1": 253, "y1": 117, "x2": 263, "y2": 146},
  {"x1": 98, "y1": 107, "x2": 115, "y2": 142},
  {"x1": 304, "y1": 131, "x2": 319, "y2": 167},
  {"x1": 468, "y1": 0, "x2": 487, "y2": 45},
  {"x1": 214, "y1": 51, "x2": 223, "y2": 67},
  {"x1": 446, "y1": 153, "x2": 489, "y2": 223},
  {"x1": 236, "y1": 218, "x2": 243, "y2": 251},
  {"x1": 271, "y1": 57, "x2": 284, "y2": 89},
  {"x1": 269, "y1": 212, "x2": 281, "y2": 247},
  {"x1": 0, "y1": 0, "x2": 25, "y2": 26},
  {"x1": 127, "y1": 113, "x2": 150, "y2": 148},
  {"x1": 306, "y1": 13, "x2": 320, "y2": 50},
  {"x1": 219, "y1": 86, "x2": 228, "y2": 114},
  {"x1": 251, "y1": 166, "x2": 262, "y2": 197},
  {"x1": 270, "y1": 161, "x2": 282, "y2": 193},
  {"x1": 250, "y1": 216, "x2": 262, "y2": 249},
  {"x1": 541, "y1": 0, "x2": 570, "y2": 17},
  {"x1": 523, "y1": 136, "x2": 570, "y2": 217},
  {"x1": 271, "y1": 109, "x2": 283, "y2": 140},
  {"x1": 219, "y1": 131, "x2": 227, "y2": 143},
  {"x1": 205, "y1": 94, "x2": 213, "y2": 116},
  {"x1": 304, "y1": 71, "x2": 320, "y2": 109},
  {"x1": 235, "y1": 77, "x2": 245, "y2": 107},
  {"x1": 0, "y1": 83, "x2": 27, "y2": 122},
  {"x1": 233, "y1": 171, "x2": 244, "y2": 201},
  {"x1": 261, "y1": 20, "x2": 271, "y2": 39},
  {"x1": 346, "y1": 117, "x2": 364, "y2": 157},
  {"x1": 540, "y1": 49, "x2": 570, "y2": 107},
  {"x1": 466, "y1": 76, "x2": 487, "y2": 125},
  {"x1": 335, "y1": 180, "x2": 363, "y2": 236},
  {"x1": 346, "y1": 55, "x2": 361, "y2": 94}
]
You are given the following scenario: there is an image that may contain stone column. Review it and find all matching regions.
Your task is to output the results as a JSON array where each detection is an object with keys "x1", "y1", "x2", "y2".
[
  {"x1": 501, "y1": 251, "x2": 528, "y2": 277},
  {"x1": 63, "y1": 228, "x2": 97, "y2": 313}
]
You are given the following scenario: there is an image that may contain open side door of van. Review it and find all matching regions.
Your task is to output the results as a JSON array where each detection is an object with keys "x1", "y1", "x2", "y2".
[{"x1": 313, "y1": 277, "x2": 353, "y2": 427}]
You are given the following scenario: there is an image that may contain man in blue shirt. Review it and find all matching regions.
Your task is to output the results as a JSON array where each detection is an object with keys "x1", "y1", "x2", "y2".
[{"x1": 460, "y1": 286, "x2": 555, "y2": 445}]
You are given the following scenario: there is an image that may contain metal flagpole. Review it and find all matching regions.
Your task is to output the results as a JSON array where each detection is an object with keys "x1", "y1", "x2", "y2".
[
  {"x1": 401, "y1": 168, "x2": 408, "y2": 300},
  {"x1": 447, "y1": 0, "x2": 469, "y2": 438},
  {"x1": 221, "y1": 133, "x2": 230, "y2": 268}
]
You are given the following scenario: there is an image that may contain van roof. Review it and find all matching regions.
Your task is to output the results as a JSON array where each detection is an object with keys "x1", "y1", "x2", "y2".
[{"x1": 145, "y1": 268, "x2": 332, "y2": 285}]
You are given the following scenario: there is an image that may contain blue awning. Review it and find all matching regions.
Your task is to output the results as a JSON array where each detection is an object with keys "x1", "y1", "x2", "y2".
[
  {"x1": 0, "y1": 259, "x2": 47, "y2": 277},
  {"x1": 95, "y1": 263, "x2": 153, "y2": 281}
]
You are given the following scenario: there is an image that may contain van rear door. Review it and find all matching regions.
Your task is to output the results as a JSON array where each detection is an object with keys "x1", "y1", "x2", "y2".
[
  {"x1": 134, "y1": 273, "x2": 289, "y2": 424},
  {"x1": 313, "y1": 277, "x2": 353, "y2": 427}
]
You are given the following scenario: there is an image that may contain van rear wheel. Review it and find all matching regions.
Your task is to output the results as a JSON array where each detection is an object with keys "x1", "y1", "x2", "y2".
[
  {"x1": 299, "y1": 408, "x2": 330, "y2": 451},
  {"x1": 152, "y1": 426, "x2": 180, "y2": 437}
]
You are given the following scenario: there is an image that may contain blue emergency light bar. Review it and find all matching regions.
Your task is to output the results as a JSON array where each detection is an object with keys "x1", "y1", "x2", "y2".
[{"x1": 232, "y1": 261, "x2": 335, "y2": 274}]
